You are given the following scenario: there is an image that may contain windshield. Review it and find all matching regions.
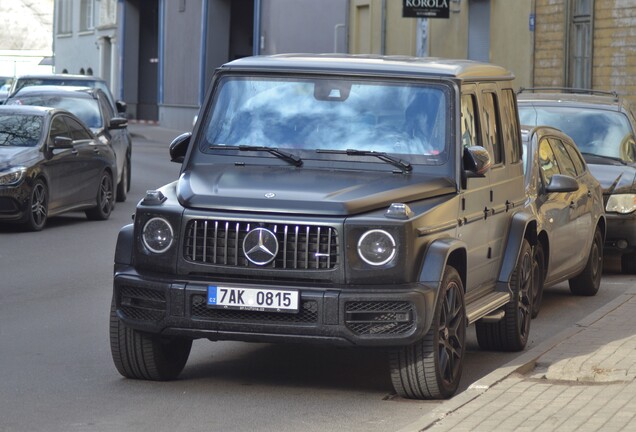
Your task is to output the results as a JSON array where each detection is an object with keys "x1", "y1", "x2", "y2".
[
  {"x1": 199, "y1": 76, "x2": 449, "y2": 166},
  {"x1": 519, "y1": 105, "x2": 635, "y2": 161},
  {"x1": 9, "y1": 95, "x2": 102, "y2": 129},
  {"x1": 0, "y1": 114, "x2": 42, "y2": 147}
]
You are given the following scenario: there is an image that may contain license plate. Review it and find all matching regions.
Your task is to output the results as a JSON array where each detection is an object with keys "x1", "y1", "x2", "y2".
[{"x1": 207, "y1": 285, "x2": 299, "y2": 313}]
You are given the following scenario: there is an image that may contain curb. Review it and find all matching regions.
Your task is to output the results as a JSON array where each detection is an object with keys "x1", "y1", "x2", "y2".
[{"x1": 396, "y1": 292, "x2": 635, "y2": 432}]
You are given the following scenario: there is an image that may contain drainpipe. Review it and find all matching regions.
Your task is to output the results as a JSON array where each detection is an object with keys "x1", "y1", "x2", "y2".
[
  {"x1": 253, "y1": 0, "x2": 262, "y2": 55},
  {"x1": 199, "y1": 0, "x2": 208, "y2": 106},
  {"x1": 381, "y1": 0, "x2": 386, "y2": 55},
  {"x1": 158, "y1": 0, "x2": 165, "y2": 106}
]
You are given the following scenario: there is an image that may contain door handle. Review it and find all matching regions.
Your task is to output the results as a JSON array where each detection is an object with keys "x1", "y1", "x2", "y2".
[
  {"x1": 569, "y1": 201, "x2": 577, "y2": 209},
  {"x1": 71, "y1": 149, "x2": 78, "y2": 156}
]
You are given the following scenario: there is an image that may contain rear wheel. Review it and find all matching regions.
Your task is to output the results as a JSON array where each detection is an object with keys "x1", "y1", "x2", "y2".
[
  {"x1": 389, "y1": 266, "x2": 466, "y2": 399},
  {"x1": 86, "y1": 171, "x2": 114, "y2": 220},
  {"x1": 476, "y1": 239, "x2": 533, "y2": 351},
  {"x1": 110, "y1": 300, "x2": 192, "y2": 380},
  {"x1": 569, "y1": 227, "x2": 603, "y2": 295},
  {"x1": 621, "y1": 252, "x2": 636, "y2": 275},
  {"x1": 531, "y1": 243, "x2": 545, "y2": 319},
  {"x1": 23, "y1": 179, "x2": 48, "y2": 231}
]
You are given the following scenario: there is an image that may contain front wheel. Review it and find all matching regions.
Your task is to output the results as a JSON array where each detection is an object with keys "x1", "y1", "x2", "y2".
[
  {"x1": 389, "y1": 266, "x2": 466, "y2": 399},
  {"x1": 476, "y1": 239, "x2": 533, "y2": 352},
  {"x1": 23, "y1": 179, "x2": 48, "y2": 231},
  {"x1": 110, "y1": 300, "x2": 192, "y2": 380},
  {"x1": 86, "y1": 171, "x2": 114, "y2": 220},
  {"x1": 569, "y1": 227, "x2": 603, "y2": 295}
]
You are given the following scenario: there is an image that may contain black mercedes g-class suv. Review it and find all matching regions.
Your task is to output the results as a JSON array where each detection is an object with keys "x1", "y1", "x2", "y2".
[{"x1": 110, "y1": 54, "x2": 537, "y2": 399}]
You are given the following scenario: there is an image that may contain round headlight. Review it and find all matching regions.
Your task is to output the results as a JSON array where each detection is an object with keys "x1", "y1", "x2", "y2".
[
  {"x1": 142, "y1": 217, "x2": 174, "y2": 253},
  {"x1": 357, "y1": 229, "x2": 396, "y2": 266}
]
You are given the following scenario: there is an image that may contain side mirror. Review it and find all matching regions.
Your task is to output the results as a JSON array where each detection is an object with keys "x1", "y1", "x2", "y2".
[
  {"x1": 463, "y1": 145, "x2": 492, "y2": 177},
  {"x1": 109, "y1": 116, "x2": 128, "y2": 130},
  {"x1": 169, "y1": 132, "x2": 192, "y2": 163},
  {"x1": 52, "y1": 136, "x2": 73, "y2": 149},
  {"x1": 116, "y1": 100, "x2": 127, "y2": 114},
  {"x1": 545, "y1": 174, "x2": 579, "y2": 193}
]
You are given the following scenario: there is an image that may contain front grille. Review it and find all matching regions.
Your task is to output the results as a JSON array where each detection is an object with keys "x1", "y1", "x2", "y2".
[
  {"x1": 184, "y1": 219, "x2": 339, "y2": 270},
  {"x1": 119, "y1": 286, "x2": 166, "y2": 322},
  {"x1": 191, "y1": 295, "x2": 319, "y2": 324},
  {"x1": 345, "y1": 301, "x2": 415, "y2": 335}
]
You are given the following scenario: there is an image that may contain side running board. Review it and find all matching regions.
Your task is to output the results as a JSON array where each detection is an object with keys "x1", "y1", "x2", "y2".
[{"x1": 465, "y1": 291, "x2": 511, "y2": 324}]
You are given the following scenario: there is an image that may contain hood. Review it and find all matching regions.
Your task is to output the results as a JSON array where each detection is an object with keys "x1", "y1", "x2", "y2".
[
  {"x1": 587, "y1": 162, "x2": 636, "y2": 194},
  {"x1": 177, "y1": 165, "x2": 456, "y2": 216},
  {"x1": 0, "y1": 146, "x2": 38, "y2": 170}
]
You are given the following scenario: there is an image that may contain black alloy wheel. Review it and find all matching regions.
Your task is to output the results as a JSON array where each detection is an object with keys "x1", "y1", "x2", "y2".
[
  {"x1": 24, "y1": 179, "x2": 48, "y2": 231},
  {"x1": 389, "y1": 265, "x2": 466, "y2": 399},
  {"x1": 569, "y1": 227, "x2": 603, "y2": 296},
  {"x1": 86, "y1": 171, "x2": 114, "y2": 220}
]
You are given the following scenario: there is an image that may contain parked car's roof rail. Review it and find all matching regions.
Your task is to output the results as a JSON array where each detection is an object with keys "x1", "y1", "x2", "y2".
[{"x1": 517, "y1": 87, "x2": 619, "y2": 100}]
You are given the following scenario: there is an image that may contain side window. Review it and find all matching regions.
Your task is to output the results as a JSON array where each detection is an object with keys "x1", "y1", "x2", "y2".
[
  {"x1": 550, "y1": 138, "x2": 578, "y2": 177},
  {"x1": 460, "y1": 94, "x2": 481, "y2": 149},
  {"x1": 482, "y1": 92, "x2": 503, "y2": 164},
  {"x1": 49, "y1": 116, "x2": 69, "y2": 140},
  {"x1": 538, "y1": 138, "x2": 560, "y2": 184},
  {"x1": 65, "y1": 116, "x2": 93, "y2": 141},
  {"x1": 563, "y1": 141, "x2": 586, "y2": 175},
  {"x1": 502, "y1": 89, "x2": 521, "y2": 163},
  {"x1": 99, "y1": 93, "x2": 115, "y2": 119}
]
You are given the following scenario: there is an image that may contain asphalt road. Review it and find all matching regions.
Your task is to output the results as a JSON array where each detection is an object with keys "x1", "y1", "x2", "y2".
[{"x1": 0, "y1": 132, "x2": 632, "y2": 432}]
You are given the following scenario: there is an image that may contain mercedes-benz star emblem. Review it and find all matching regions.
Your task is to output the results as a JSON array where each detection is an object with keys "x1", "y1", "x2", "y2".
[{"x1": 243, "y1": 228, "x2": 279, "y2": 265}]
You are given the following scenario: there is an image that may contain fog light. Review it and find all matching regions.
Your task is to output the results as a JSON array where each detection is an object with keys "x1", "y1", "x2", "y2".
[{"x1": 617, "y1": 240, "x2": 629, "y2": 250}]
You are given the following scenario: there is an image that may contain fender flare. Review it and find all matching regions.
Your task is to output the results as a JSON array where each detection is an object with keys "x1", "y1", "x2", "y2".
[
  {"x1": 497, "y1": 211, "x2": 537, "y2": 292},
  {"x1": 114, "y1": 223, "x2": 135, "y2": 266},
  {"x1": 419, "y1": 237, "x2": 467, "y2": 285}
]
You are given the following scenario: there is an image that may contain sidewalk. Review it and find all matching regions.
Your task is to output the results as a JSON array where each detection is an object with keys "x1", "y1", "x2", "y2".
[{"x1": 400, "y1": 282, "x2": 636, "y2": 432}]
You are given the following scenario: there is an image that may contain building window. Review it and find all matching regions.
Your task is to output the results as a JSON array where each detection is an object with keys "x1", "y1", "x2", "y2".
[
  {"x1": 568, "y1": 0, "x2": 593, "y2": 88},
  {"x1": 57, "y1": 0, "x2": 72, "y2": 34},
  {"x1": 98, "y1": 0, "x2": 117, "y2": 27},
  {"x1": 80, "y1": 0, "x2": 95, "y2": 31}
]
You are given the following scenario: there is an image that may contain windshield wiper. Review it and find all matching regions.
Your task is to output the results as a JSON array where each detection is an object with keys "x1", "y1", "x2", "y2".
[
  {"x1": 316, "y1": 149, "x2": 412, "y2": 172},
  {"x1": 579, "y1": 152, "x2": 627, "y2": 165},
  {"x1": 209, "y1": 145, "x2": 303, "y2": 167}
]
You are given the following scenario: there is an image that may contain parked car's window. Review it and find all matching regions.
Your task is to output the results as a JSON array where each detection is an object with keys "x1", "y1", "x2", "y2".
[
  {"x1": 50, "y1": 116, "x2": 70, "y2": 140},
  {"x1": 460, "y1": 94, "x2": 481, "y2": 149},
  {"x1": 201, "y1": 76, "x2": 449, "y2": 164},
  {"x1": 98, "y1": 92, "x2": 115, "y2": 120},
  {"x1": 563, "y1": 141, "x2": 586, "y2": 175},
  {"x1": 550, "y1": 138, "x2": 578, "y2": 177},
  {"x1": 9, "y1": 94, "x2": 103, "y2": 130},
  {"x1": 482, "y1": 92, "x2": 503, "y2": 164},
  {"x1": 519, "y1": 105, "x2": 634, "y2": 161},
  {"x1": 502, "y1": 89, "x2": 521, "y2": 163},
  {"x1": 538, "y1": 138, "x2": 560, "y2": 184},
  {"x1": 64, "y1": 116, "x2": 92, "y2": 140},
  {"x1": 0, "y1": 113, "x2": 42, "y2": 147}
]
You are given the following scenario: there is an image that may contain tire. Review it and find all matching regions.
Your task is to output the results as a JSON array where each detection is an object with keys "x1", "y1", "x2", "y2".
[
  {"x1": 476, "y1": 239, "x2": 533, "y2": 352},
  {"x1": 110, "y1": 300, "x2": 192, "y2": 380},
  {"x1": 389, "y1": 266, "x2": 466, "y2": 399},
  {"x1": 85, "y1": 171, "x2": 114, "y2": 220},
  {"x1": 569, "y1": 227, "x2": 603, "y2": 296},
  {"x1": 621, "y1": 252, "x2": 636, "y2": 275},
  {"x1": 531, "y1": 243, "x2": 545, "y2": 319},
  {"x1": 116, "y1": 156, "x2": 129, "y2": 203},
  {"x1": 23, "y1": 179, "x2": 48, "y2": 231}
]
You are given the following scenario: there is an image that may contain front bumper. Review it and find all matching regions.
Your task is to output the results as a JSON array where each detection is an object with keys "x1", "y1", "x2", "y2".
[
  {"x1": 604, "y1": 212, "x2": 636, "y2": 254},
  {"x1": 113, "y1": 268, "x2": 436, "y2": 347}
]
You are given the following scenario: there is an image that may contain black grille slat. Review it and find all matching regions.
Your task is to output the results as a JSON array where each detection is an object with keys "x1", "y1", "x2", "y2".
[
  {"x1": 345, "y1": 301, "x2": 415, "y2": 335},
  {"x1": 184, "y1": 219, "x2": 339, "y2": 270}
]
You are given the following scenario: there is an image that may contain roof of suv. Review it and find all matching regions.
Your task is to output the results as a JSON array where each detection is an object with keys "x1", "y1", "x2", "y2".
[{"x1": 221, "y1": 54, "x2": 515, "y2": 81}]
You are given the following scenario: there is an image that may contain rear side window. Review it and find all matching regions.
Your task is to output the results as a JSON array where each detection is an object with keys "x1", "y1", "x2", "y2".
[{"x1": 502, "y1": 89, "x2": 521, "y2": 163}]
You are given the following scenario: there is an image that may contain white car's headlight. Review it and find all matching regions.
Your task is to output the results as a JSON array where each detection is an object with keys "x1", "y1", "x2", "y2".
[
  {"x1": 357, "y1": 229, "x2": 396, "y2": 266},
  {"x1": 606, "y1": 194, "x2": 636, "y2": 214},
  {"x1": 142, "y1": 217, "x2": 174, "y2": 253},
  {"x1": 0, "y1": 167, "x2": 26, "y2": 186}
]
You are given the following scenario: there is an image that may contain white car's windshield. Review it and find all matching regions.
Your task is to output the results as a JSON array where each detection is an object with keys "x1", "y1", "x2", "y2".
[{"x1": 200, "y1": 76, "x2": 449, "y2": 165}]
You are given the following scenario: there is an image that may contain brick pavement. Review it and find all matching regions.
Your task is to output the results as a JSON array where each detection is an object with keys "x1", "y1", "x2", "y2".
[{"x1": 399, "y1": 285, "x2": 636, "y2": 432}]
